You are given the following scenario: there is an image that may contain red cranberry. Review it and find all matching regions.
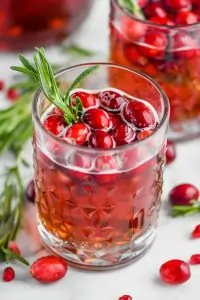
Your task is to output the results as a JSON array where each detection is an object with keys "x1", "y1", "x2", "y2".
[
  {"x1": 112, "y1": 124, "x2": 136, "y2": 146},
  {"x1": 165, "y1": 0, "x2": 191, "y2": 12},
  {"x1": 138, "y1": 30, "x2": 168, "y2": 59},
  {"x1": 159, "y1": 259, "x2": 191, "y2": 285},
  {"x1": 88, "y1": 130, "x2": 115, "y2": 149},
  {"x1": 192, "y1": 0, "x2": 200, "y2": 7},
  {"x1": 191, "y1": 224, "x2": 200, "y2": 238},
  {"x1": 68, "y1": 152, "x2": 92, "y2": 180},
  {"x1": 173, "y1": 32, "x2": 197, "y2": 59},
  {"x1": 109, "y1": 113, "x2": 123, "y2": 130},
  {"x1": 3, "y1": 267, "x2": 15, "y2": 282},
  {"x1": 94, "y1": 155, "x2": 119, "y2": 184},
  {"x1": 124, "y1": 45, "x2": 148, "y2": 66},
  {"x1": 25, "y1": 180, "x2": 35, "y2": 203},
  {"x1": 8, "y1": 241, "x2": 21, "y2": 255},
  {"x1": 122, "y1": 101, "x2": 156, "y2": 129},
  {"x1": 189, "y1": 254, "x2": 200, "y2": 265},
  {"x1": 169, "y1": 183, "x2": 199, "y2": 206},
  {"x1": 122, "y1": 17, "x2": 147, "y2": 41},
  {"x1": 118, "y1": 296, "x2": 132, "y2": 300},
  {"x1": 0, "y1": 79, "x2": 4, "y2": 91},
  {"x1": 7, "y1": 88, "x2": 20, "y2": 101},
  {"x1": 144, "y1": 2, "x2": 167, "y2": 18},
  {"x1": 99, "y1": 90, "x2": 126, "y2": 112},
  {"x1": 137, "y1": 129, "x2": 154, "y2": 140},
  {"x1": 166, "y1": 140, "x2": 176, "y2": 165},
  {"x1": 138, "y1": 0, "x2": 148, "y2": 8},
  {"x1": 44, "y1": 114, "x2": 66, "y2": 136},
  {"x1": 65, "y1": 122, "x2": 90, "y2": 145},
  {"x1": 82, "y1": 108, "x2": 112, "y2": 131},
  {"x1": 176, "y1": 11, "x2": 198, "y2": 25},
  {"x1": 149, "y1": 16, "x2": 174, "y2": 26},
  {"x1": 71, "y1": 91, "x2": 98, "y2": 109}
]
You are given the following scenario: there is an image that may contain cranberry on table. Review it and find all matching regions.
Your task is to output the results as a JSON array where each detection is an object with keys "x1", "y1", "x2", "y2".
[
  {"x1": 191, "y1": 224, "x2": 200, "y2": 238},
  {"x1": 122, "y1": 100, "x2": 156, "y2": 129},
  {"x1": 25, "y1": 180, "x2": 35, "y2": 203},
  {"x1": 118, "y1": 295, "x2": 132, "y2": 300},
  {"x1": 7, "y1": 87, "x2": 20, "y2": 101},
  {"x1": 159, "y1": 259, "x2": 191, "y2": 285},
  {"x1": 189, "y1": 254, "x2": 200, "y2": 264},
  {"x1": 88, "y1": 130, "x2": 115, "y2": 149},
  {"x1": 176, "y1": 11, "x2": 198, "y2": 25},
  {"x1": 169, "y1": 183, "x2": 199, "y2": 206},
  {"x1": 164, "y1": 0, "x2": 191, "y2": 12},
  {"x1": 0, "y1": 79, "x2": 5, "y2": 91},
  {"x1": 112, "y1": 124, "x2": 136, "y2": 146},
  {"x1": 8, "y1": 241, "x2": 21, "y2": 255},
  {"x1": 82, "y1": 108, "x2": 112, "y2": 131},
  {"x1": 99, "y1": 90, "x2": 126, "y2": 112},
  {"x1": 3, "y1": 267, "x2": 15, "y2": 282},
  {"x1": 65, "y1": 122, "x2": 90, "y2": 145},
  {"x1": 44, "y1": 114, "x2": 66, "y2": 136},
  {"x1": 166, "y1": 140, "x2": 176, "y2": 165},
  {"x1": 71, "y1": 91, "x2": 98, "y2": 109}
]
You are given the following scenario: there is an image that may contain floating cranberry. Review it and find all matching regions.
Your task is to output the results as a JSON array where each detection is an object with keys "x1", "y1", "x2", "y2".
[
  {"x1": 99, "y1": 90, "x2": 126, "y2": 112},
  {"x1": 122, "y1": 17, "x2": 147, "y2": 41},
  {"x1": 159, "y1": 259, "x2": 191, "y2": 285},
  {"x1": 71, "y1": 91, "x2": 98, "y2": 109},
  {"x1": 65, "y1": 122, "x2": 90, "y2": 145},
  {"x1": 25, "y1": 180, "x2": 35, "y2": 203},
  {"x1": 189, "y1": 254, "x2": 200, "y2": 265},
  {"x1": 191, "y1": 224, "x2": 200, "y2": 238},
  {"x1": 192, "y1": 0, "x2": 200, "y2": 7},
  {"x1": 138, "y1": 30, "x2": 168, "y2": 59},
  {"x1": 137, "y1": 129, "x2": 154, "y2": 140},
  {"x1": 144, "y1": 2, "x2": 167, "y2": 18},
  {"x1": 30, "y1": 255, "x2": 68, "y2": 283},
  {"x1": 149, "y1": 16, "x2": 174, "y2": 26},
  {"x1": 0, "y1": 79, "x2": 4, "y2": 91},
  {"x1": 82, "y1": 108, "x2": 112, "y2": 131},
  {"x1": 3, "y1": 267, "x2": 15, "y2": 282},
  {"x1": 94, "y1": 155, "x2": 119, "y2": 184},
  {"x1": 44, "y1": 114, "x2": 66, "y2": 136},
  {"x1": 169, "y1": 183, "x2": 199, "y2": 206},
  {"x1": 176, "y1": 11, "x2": 198, "y2": 25},
  {"x1": 109, "y1": 113, "x2": 123, "y2": 130},
  {"x1": 173, "y1": 32, "x2": 197, "y2": 59},
  {"x1": 166, "y1": 140, "x2": 176, "y2": 165},
  {"x1": 138, "y1": 0, "x2": 148, "y2": 8},
  {"x1": 8, "y1": 241, "x2": 21, "y2": 255},
  {"x1": 118, "y1": 295, "x2": 132, "y2": 300},
  {"x1": 88, "y1": 130, "x2": 115, "y2": 149},
  {"x1": 165, "y1": 0, "x2": 191, "y2": 12},
  {"x1": 68, "y1": 152, "x2": 92, "y2": 180},
  {"x1": 112, "y1": 124, "x2": 136, "y2": 146},
  {"x1": 122, "y1": 101, "x2": 156, "y2": 129},
  {"x1": 124, "y1": 45, "x2": 148, "y2": 66},
  {"x1": 7, "y1": 87, "x2": 20, "y2": 101}
]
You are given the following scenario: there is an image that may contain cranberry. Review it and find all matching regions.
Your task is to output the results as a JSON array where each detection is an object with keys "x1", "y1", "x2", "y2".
[
  {"x1": 3, "y1": 267, "x2": 15, "y2": 282},
  {"x1": 71, "y1": 91, "x2": 98, "y2": 109},
  {"x1": 189, "y1": 254, "x2": 200, "y2": 265},
  {"x1": 124, "y1": 45, "x2": 148, "y2": 66},
  {"x1": 159, "y1": 259, "x2": 191, "y2": 285},
  {"x1": 191, "y1": 224, "x2": 200, "y2": 238},
  {"x1": 138, "y1": 0, "x2": 148, "y2": 8},
  {"x1": 169, "y1": 183, "x2": 199, "y2": 206},
  {"x1": 88, "y1": 130, "x2": 115, "y2": 149},
  {"x1": 25, "y1": 180, "x2": 35, "y2": 203},
  {"x1": 7, "y1": 87, "x2": 20, "y2": 101},
  {"x1": 138, "y1": 30, "x2": 168, "y2": 59},
  {"x1": 99, "y1": 90, "x2": 126, "y2": 112},
  {"x1": 176, "y1": 11, "x2": 198, "y2": 25},
  {"x1": 65, "y1": 122, "x2": 90, "y2": 145},
  {"x1": 122, "y1": 17, "x2": 147, "y2": 41},
  {"x1": 0, "y1": 79, "x2": 4, "y2": 91},
  {"x1": 149, "y1": 16, "x2": 174, "y2": 26},
  {"x1": 137, "y1": 129, "x2": 154, "y2": 140},
  {"x1": 109, "y1": 113, "x2": 123, "y2": 130},
  {"x1": 192, "y1": 0, "x2": 200, "y2": 7},
  {"x1": 122, "y1": 101, "x2": 156, "y2": 129},
  {"x1": 68, "y1": 152, "x2": 92, "y2": 180},
  {"x1": 144, "y1": 2, "x2": 167, "y2": 18},
  {"x1": 30, "y1": 255, "x2": 68, "y2": 283},
  {"x1": 8, "y1": 241, "x2": 21, "y2": 255},
  {"x1": 94, "y1": 155, "x2": 119, "y2": 184},
  {"x1": 44, "y1": 114, "x2": 66, "y2": 136},
  {"x1": 173, "y1": 32, "x2": 197, "y2": 59},
  {"x1": 118, "y1": 296, "x2": 132, "y2": 300},
  {"x1": 112, "y1": 124, "x2": 136, "y2": 146},
  {"x1": 166, "y1": 140, "x2": 176, "y2": 165},
  {"x1": 165, "y1": 0, "x2": 191, "y2": 12},
  {"x1": 82, "y1": 108, "x2": 112, "y2": 131}
]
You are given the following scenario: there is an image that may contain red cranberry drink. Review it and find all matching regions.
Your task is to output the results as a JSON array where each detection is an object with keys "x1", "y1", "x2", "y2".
[
  {"x1": 12, "y1": 50, "x2": 169, "y2": 270},
  {"x1": 110, "y1": 0, "x2": 200, "y2": 141}
]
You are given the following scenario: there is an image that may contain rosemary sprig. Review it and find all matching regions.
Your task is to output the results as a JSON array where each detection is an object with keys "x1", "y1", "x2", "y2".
[
  {"x1": 172, "y1": 202, "x2": 200, "y2": 217},
  {"x1": 11, "y1": 47, "x2": 98, "y2": 125},
  {"x1": 0, "y1": 164, "x2": 29, "y2": 265},
  {"x1": 61, "y1": 44, "x2": 95, "y2": 57},
  {"x1": 118, "y1": 0, "x2": 145, "y2": 19}
]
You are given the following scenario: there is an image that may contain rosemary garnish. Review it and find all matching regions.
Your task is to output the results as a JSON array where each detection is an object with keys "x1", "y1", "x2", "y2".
[
  {"x1": 11, "y1": 47, "x2": 98, "y2": 125},
  {"x1": 61, "y1": 44, "x2": 95, "y2": 57},
  {"x1": 172, "y1": 202, "x2": 200, "y2": 217},
  {"x1": 118, "y1": 0, "x2": 145, "y2": 19}
]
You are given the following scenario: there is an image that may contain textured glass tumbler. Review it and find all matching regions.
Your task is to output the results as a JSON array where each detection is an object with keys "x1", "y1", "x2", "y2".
[
  {"x1": 109, "y1": 0, "x2": 200, "y2": 141},
  {"x1": 32, "y1": 63, "x2": 169, "y2": 270}
]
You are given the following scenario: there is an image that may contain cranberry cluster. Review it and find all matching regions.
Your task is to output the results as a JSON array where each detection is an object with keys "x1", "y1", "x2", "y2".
[{"x1": 44, "y1": 89, "x2": 157, "y2": 149}]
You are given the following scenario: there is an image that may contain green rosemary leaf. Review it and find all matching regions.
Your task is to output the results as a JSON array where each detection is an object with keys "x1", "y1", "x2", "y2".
[
  {"x1": 19, "y1": 54, "x2": 37, "y2": 75},
  {"x1": 118, "y1": 0, "x2": 134, "y2": 13},
  {"x1": 118, "y1": 0, "x2": 145, "y2": 19},
  {"x1": 10, "y1": 66, "x2": 37, "y2": 80},
  {"x1": 1, "y1": 248, "x2": 30, "y2": 266},
  {"x1": 64, "y1": 65, "x2": 98, "y2": 103},
  {"x1": 62, "y1": 44, "x2": 95, "y2": 57}
]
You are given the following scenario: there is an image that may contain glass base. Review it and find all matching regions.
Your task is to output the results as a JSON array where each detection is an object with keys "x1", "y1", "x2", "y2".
[
  {"x1": 37, "y1": 221, "x2": 157, "y2": 271},
  {"x1": 169, "y1": 118, "x2": 200, "y2": 142}
]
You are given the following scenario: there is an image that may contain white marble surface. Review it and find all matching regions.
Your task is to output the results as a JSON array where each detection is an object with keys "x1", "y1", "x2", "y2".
[{"x1": 1, "y1": 0, "x2": 200, "y2": 299}]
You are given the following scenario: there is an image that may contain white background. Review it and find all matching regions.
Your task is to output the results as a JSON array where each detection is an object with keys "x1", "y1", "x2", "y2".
[{"x1": 1, "y1": 0, "x2": 200, "y2": 299}]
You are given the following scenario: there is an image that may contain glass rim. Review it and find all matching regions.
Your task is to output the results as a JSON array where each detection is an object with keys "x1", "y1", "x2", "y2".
[
  {"x1": 112, "y1": 0, "x2": 200, "y2": 30},
  {"x1": 32, "y1": 62, "x2": 169, "y2": 154}
]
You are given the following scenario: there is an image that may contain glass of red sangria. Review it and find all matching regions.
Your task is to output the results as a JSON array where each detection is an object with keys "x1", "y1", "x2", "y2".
[
  {"x1": 0, "y1": 0, "x2": 93, "y2": 51},
  {"x1": 32, "y1": 61, "x2": 169, "y2": 270},
  {"x1": 110, "y1": 0, "x2": 200, "y2": 141}
]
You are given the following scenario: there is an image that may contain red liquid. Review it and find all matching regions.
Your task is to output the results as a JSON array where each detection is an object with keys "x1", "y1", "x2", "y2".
[{"x1": 0, "y1": 0, "x2": 93, "y2": 51}]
